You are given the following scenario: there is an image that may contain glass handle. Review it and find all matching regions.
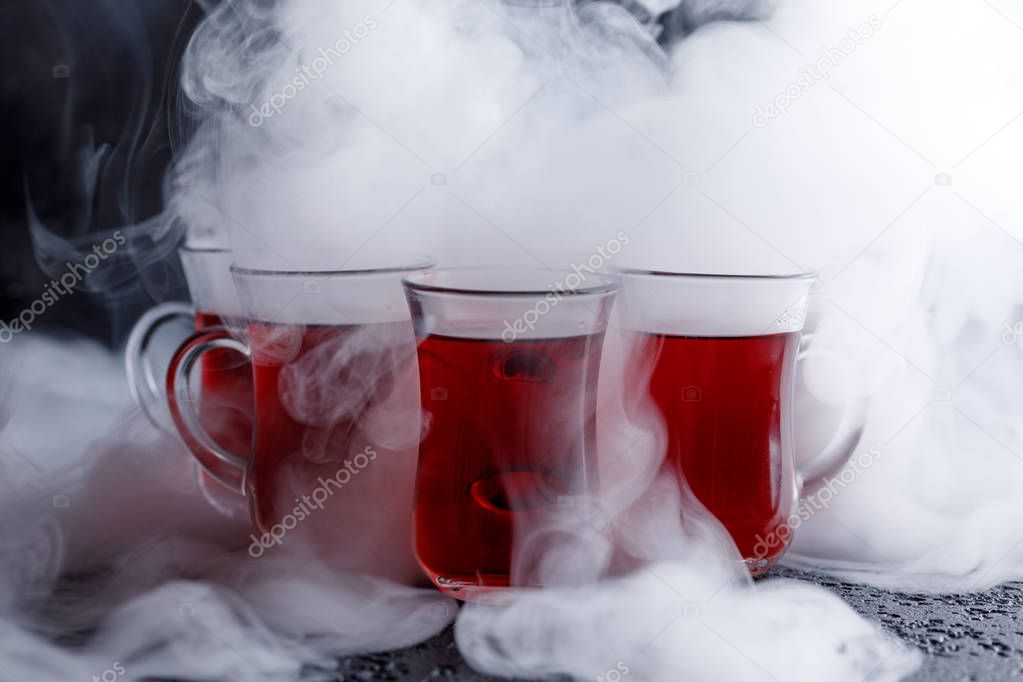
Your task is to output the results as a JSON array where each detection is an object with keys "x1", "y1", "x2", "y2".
[
  {"x1": 794, "y1": 332, "x2": 868, "y2": 487},
  {"x1": 166, "y1": 329, "x2": 251, "y2": 496},
  {"x1": 124, "y1": 302, "x2": 194, "y2": 435}
]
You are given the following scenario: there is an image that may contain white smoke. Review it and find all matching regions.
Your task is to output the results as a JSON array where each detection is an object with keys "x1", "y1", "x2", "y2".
[
  {"x1": 174, "y1": 0, "x2": 1023, "y2": 590},
  {"x1": 457, "y1": 561, "x2": 919, "y2": 682},
  {"x1": 5, "y1": 0, "x2": 1022, "y2": 678},
  {"x1": 0, "y1": 334, "x2": 453, "y2": 680}
]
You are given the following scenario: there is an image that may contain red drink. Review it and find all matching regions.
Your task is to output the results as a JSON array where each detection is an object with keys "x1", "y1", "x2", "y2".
[
  {"x1": 246, "y1": 320, "x2": 411, "y2": 532},
  {"x1": 194, "y1": 311, "x2": 226, "y2": 329},
  {"x1": 644, "y1": 332, "x2": 799, "y2": 572},
  {"x1": 192, "y1": 311, "x2": 253, "y2": 482},
  {"x1": 413, "y1": 333, "x2": 603, "y2": 597},
  {"x1": 165, "y1": 259, "x2": 430, "y2": 575}
]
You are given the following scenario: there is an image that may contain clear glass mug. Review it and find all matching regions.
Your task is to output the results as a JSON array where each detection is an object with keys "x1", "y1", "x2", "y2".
[
  {"x1": 403, "y1": 268, "x2": 618, "y2": 599},
  {"x1": 166, "y1": 259, "x2": 430, "y2": 549},
  {"x1": 125, "y1": 245, "x2": 253, "y2": 517},
  {"x1": 616, "y1": 269, "x2": 865, "y2": 575}
]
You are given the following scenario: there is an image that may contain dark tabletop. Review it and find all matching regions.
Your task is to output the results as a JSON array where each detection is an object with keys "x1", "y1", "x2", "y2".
[{"x1": 325, "y1": 568, "x2": 1023, "y2": 681}]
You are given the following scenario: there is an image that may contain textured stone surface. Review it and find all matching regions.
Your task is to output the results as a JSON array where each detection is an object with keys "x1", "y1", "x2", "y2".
[
  {"x1": 774, "y1": 569, "x2": 1023, "y2": 681},
  {"x1": 323, "y1": 569, "x2": 1023, "y2": 681}
]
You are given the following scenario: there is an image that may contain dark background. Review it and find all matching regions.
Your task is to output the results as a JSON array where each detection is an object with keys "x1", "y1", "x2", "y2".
[{"x1": 0, "y1": 0, "x2": 201, "y2": 345}]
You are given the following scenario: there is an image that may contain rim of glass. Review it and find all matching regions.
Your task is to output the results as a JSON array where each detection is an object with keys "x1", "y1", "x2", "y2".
[
  {"x1": 180, "y1": 243, "x2": 230, "y2": 254},
  {"x1": 403, "y1": 267, "x2": 619, "y2": 297},
  {"x1": 230, "y1": 256, "x2": 435, "y2": 278},
  {"x1": 609, "y1": 266, "x2": 818, "y2": 282}
]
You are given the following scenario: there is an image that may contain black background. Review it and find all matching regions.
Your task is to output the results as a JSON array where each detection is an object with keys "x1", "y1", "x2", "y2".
[{"x1": 0, "y1": 0, "x2": 201, "y2": 345}]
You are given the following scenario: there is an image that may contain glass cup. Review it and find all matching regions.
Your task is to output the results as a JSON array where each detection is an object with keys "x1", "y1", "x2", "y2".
[
  {"x1": 125, "y1": 245, "x2": 253, "y2": 517},
  {"x1": 166, "y1": 258, "x2": 430, "y2": 540},
  {"x1": 616, "y1": 269, "x2": 865, "y2": 575},
  {"x1": 403, "y1": 268, "x2": 618, "y2": 600}
]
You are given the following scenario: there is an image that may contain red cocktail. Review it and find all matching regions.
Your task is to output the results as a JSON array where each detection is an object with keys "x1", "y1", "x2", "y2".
[
  {"x1": 644, "y1": 332, "x2": 799, "y2": 566},
  {"x1": 404, "y1": 268, "x2": 617, "y2": 599}
]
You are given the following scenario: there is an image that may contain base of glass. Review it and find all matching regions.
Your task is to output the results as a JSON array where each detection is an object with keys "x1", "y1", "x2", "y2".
[
  {"x1": 744, "y1": 556, "x2": 773, "y2": 578},
  {"x1": 425, "y1": 571, "x2": 530, "y2": 604},
  {"x1": 743, "y1": 538, "x2": 790, "y2": 578},
  {"x1": 423, "y1": 553, "x2": 779, "y2": 601}
]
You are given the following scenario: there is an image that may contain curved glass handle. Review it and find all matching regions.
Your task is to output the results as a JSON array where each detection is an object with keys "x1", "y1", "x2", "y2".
[
  {"x1": 795, "y1": 332, "x2": 868, "y2": 487},
  {"x1": 125, "y1": 302, "x2": 195, "y2": 435},
  {"x1": 166, "y1": 329, "x2": 251, "y2": 496}
]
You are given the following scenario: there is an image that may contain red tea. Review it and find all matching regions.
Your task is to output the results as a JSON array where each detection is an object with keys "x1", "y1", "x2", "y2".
[
  {"x1": 246, "y1": 320, "x2": 410, "y2": 532},
  {"x1": 192, "y1": 311, "x2": 253, "y2": 482},
  {"x1": 413, "y1": 333, "x2": 603, "y2": 596},
  {"x1": 644, "y1": 332, "x2": 799, "y2": 571}
]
